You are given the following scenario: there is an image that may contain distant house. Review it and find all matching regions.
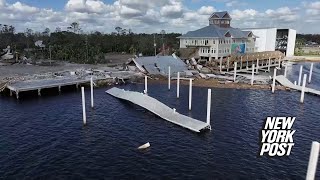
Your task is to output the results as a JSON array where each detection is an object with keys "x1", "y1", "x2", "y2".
[{"x1": 178, "y1": 11, "x2": 256, "y2": 61}]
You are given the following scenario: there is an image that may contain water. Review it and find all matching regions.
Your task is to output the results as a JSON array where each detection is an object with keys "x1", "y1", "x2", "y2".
[{"x1": 0, "y1": 63, "x2": 319, "y2": 179}]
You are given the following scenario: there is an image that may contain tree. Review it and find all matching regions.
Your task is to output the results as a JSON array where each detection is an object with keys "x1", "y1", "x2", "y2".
[
  {"x1": 55, "y1": 27, "x2": 62, "y2": 32},
  {"x1": 42, "y1": 27, "x2": 50, "y2": 36},
  {"x1": 67, "y1": 22, "x2": 81, "y2": 34},
  {"x1": 115, "y1": 26, "x2": 122, "y2": 34}
]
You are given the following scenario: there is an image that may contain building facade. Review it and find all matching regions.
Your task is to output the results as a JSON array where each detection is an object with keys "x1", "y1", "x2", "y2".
[
  {"x1": 242, "y1": 28, "x2": 296, "y2": 56},
  {"x1": 178, "y1": 11, "x2": 256, "y2": 61}
]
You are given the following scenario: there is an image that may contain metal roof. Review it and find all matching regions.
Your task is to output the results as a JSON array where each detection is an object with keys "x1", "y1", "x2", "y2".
[
  {"x1": 178, "y1": 25, "x2": 252, "y2": 39},
  {"x1": 134, "y1": 56, "x2": 188, "y2": 75},
  {"x1": 210, "y1": 11, "x2": 230, "y2": 19}
]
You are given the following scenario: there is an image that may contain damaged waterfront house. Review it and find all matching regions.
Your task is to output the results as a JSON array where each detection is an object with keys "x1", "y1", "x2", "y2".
[{"x1": 127, "y1": 54, "x2": 191, "y2": 77}]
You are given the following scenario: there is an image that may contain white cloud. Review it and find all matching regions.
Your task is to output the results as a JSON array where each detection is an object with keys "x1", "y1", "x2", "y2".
[
  {"x1": 0, "y1": 0, "x2": 316, "y2": 33},
  {"x1": 198, "y1": 6, "x2": 216, "y2": 15},
  {"x1": 160, "y1": 1, "x2": 183, "y2": 18}
]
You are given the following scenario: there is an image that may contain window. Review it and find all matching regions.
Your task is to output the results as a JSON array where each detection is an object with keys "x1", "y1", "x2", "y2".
[
  {"x1": 215, "y1": 20, "x2": 219, "y2": 24},
  {"x1": 219, "y1": 50, "x2": 221, "y2": 53},
  {"x1": 214, "y1": 50, "x2": 216, "y2": 53},
  {"x1": 233, "y1": 40, "x2": 235, "y2": 43},
  {"x1": 226, "y1": 21, "x2": 230, "y2": 24},
  {"x1": 213, "y1": 40, "x2": 215, "y2": 44}
]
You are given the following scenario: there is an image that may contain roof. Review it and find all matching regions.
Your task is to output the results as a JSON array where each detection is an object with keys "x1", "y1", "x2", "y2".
[
  {"x1": 210, "y1": 11, "x2": 231, "y2": 19},
  {"x1": 132, "y1": 55, "x2": 188, "y2": 75},
  {"x1": 178, "y1": 25, "x2": 252, "y2": 39}
]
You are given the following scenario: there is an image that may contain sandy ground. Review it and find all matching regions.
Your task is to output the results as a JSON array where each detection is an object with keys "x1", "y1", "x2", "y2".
[
  {"x1": 287, "y1": 56, "x2": 320, "y2": 62},
  {"x1": 0, "y1": 62, "x2": 288, "y2": 91},
  {"x1": 144, "y1": 76, "x2": 287, "y2": 91},
  {"x1": 0, "y1": 63, "x2": 119, "y2": 80}
]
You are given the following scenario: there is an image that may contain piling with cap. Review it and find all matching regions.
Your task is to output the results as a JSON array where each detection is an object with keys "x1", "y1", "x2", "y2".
[
  {"x1": 81, "y1": 87, "x2": 86, "y2": 125},
  {"x1": 300, "y1": 74, "x2": 307, "y2": 103},
  {"x1": 168, "y1": 66, "x2": 171, "y2": 90},
  {"x1": 227, "y1": 57, "x2": 230, "y2": 72},
  {"x1": 233, "y1": 62, "x2": 237, "y2": 82},
  {"x1": 219, "y1": 57, "x2": 222, "y2": 73},
  {"x1": 256, "y1": 59, "x2": 259, "y2": 73},
  {"x1": 90, "y1": 77, "x2": 94, "y2": 108},
  {"x1": 298, "y1": 65, "x2": 303, "y2": 86},
  {"x1": 284, "y1": 63, "x2": 288, "y2": 77},
  {"x1": 206, "y1": 89, "x2": 212, "y2": 126},
  {"x1": 144, "y1": 75, "x2": 148, "y2": 94},
  {"x1": 177, "y1": 72, "x2": 180, "y2": 98},
  {"x1": 251, "y1": 64, "x2": 255, "y2": 86},
  {"x1": 189, "y1": 78, "x2": 192, "y2": 110},
  {"x1": 272, "y1": 68, "x2": 277, "y2": 93},
  {"x1": 309, "y1": 63, "x2": 314, "y2": 84},
  {"x1": 306, "y1": 141, "x2": 320, "y2": 180}
]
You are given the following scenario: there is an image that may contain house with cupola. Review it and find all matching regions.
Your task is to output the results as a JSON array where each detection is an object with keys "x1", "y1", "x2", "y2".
[{"x1": 178, "y1": 11, "x2": 256, "y2": 61}]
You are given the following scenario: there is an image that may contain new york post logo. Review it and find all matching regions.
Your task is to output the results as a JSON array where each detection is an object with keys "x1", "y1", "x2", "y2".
[{"x1": 259, "y1": 117, "x2": 296, "y2": 157}]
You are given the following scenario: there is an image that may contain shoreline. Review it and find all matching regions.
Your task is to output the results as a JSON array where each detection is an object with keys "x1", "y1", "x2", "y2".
[{"x1": 137, "y1": 77, "x2": 288, "y2": 91}]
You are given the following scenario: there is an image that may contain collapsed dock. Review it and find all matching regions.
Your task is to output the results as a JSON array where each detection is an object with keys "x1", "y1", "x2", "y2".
[
  {"x1": 276, "y1": 75, "x2": 320, "y2": 96},
  {"x1": 106, "y1": 87, "x2": 211, "y2": 133}
]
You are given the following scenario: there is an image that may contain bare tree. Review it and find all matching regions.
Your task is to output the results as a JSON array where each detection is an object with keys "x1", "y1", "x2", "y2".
[{"x1": 68, "y1": 22, "x2": 81, "y2": 34}]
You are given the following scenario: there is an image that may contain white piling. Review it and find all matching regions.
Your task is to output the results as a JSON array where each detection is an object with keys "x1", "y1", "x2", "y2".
[
  {"x1": 300, "y1": 74, "x2": 307, "y2": 103},
  {"x1": 278, "y1": 58, "x2": 281, "y2": 68},
  {"x1": 189, "y1": 79, "x2": 192, "y2": 110},
  {"x1": 272, "y1": 68, "x2": 277, "y2": 93},
  {"x1": 268, "y1": 57, "x2": 271, "y2": 72},
  {"x1": 251, "y1": 64, "x2": 255, "y2": 86},
  {"x1": 144, "y1": 76, "x2": 148, "y2": 94},
  {"x1": 298, "y1": 65, "x2": 303, "y2": 86},
  {"x1": 306, "y1": 141, "x2": 320, "y2": 180},
  {"x1": 240, "y1": 56, "x2": 243, "y2": 69},
  {"x1": 219, "y1": 57, "x2": 222, "y2": 73},
  {"x1": 294, "y1": 81, "x2": 297, "y2": 85},
  {"x1": 177, "y1": 72, "x2": 180, "y2": 98},
  {"x1": 256, "y1": 59, "x2": 259, "y2": 73},
  {"x1": 233, "y1": 62, "x2": 237, "y2": 82},
  {"x1": 206, "y1": 89, "x2": 212, "y2": 126},
  {"x1": 168, "y1": 66, "x2": 171, "y2": 90},
  {"x1": 90, "y1": 77, "x2": 94, "y2": 108},
  {"x1": 81, "y1": 87, "x2": 86, "y2": 125},
  {"x1": 227, "y1": 57, "x2": 230, "y2": 72},
  {"x1": 284, "y1": 63, "x2": 288, "y2": 77},
  {"x1": 309, "y1": 63, "x2": 314, "y2": 84}
]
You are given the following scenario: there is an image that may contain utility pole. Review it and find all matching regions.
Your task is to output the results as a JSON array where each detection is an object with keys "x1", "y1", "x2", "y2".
[
  {"x1": 161, "y1": 30, "x2": 166, "y2": 56},
  {"x1": 85, "y1": 35, "x2": 88, "y2": 63},
  {"x1": 49, "y1": 45, "x2": 52, "y2": 66}
]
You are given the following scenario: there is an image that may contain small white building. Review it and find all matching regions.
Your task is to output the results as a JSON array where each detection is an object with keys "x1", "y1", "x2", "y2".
[
  {"x1": 242, "y1": 28, "x2": 296, "y2": 56},
  {"x1": 178, "y1": 11, "x2": 256, "y2": 61}
]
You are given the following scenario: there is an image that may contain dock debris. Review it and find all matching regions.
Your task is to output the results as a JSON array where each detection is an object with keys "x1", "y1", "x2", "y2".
[{"x1": 138, "y1": 142, "x2": 150, "y2": 150}]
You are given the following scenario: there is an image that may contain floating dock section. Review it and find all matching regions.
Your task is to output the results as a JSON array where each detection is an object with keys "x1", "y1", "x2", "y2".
[
  {"x1": 106, "y1": 87, "x2": 211, "y2": 133},
  {"x1": 6, "y1": 78, "x2": 92, "y2": 99},
  {"x1": 276, "y1": 75, "x2": 320, "y2": 96}
]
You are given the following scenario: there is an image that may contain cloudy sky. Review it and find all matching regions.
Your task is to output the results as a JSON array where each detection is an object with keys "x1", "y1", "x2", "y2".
[{"x1": 1, "y1": 0, "x2": 319, "y2": 34}]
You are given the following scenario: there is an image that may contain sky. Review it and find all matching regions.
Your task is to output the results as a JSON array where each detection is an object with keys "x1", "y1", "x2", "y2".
[{"x1": 0, "y1": 0, "x2": 319, "y2": 34}]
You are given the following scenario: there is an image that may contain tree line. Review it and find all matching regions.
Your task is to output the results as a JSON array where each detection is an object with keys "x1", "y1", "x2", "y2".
[
  {"x1": 0, "y1": 22, "x2": 181, "y2": 64},
  {"x1": 296, "y1": 34, "x2": 320, "y2": 46}
]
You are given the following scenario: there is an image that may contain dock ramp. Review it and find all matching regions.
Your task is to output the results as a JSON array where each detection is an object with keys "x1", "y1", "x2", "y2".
[
  {"x1": 276, "y1": 75, "x2": 320, "y2": 96},
  {"x1": 106, "y1": 87, "x2": 211, "y2": 133}
]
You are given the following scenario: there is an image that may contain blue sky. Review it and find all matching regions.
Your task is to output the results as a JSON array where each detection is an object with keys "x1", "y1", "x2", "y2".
[{"x1": 0, "y1": 0, "x2": 319, "y2": 33}]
